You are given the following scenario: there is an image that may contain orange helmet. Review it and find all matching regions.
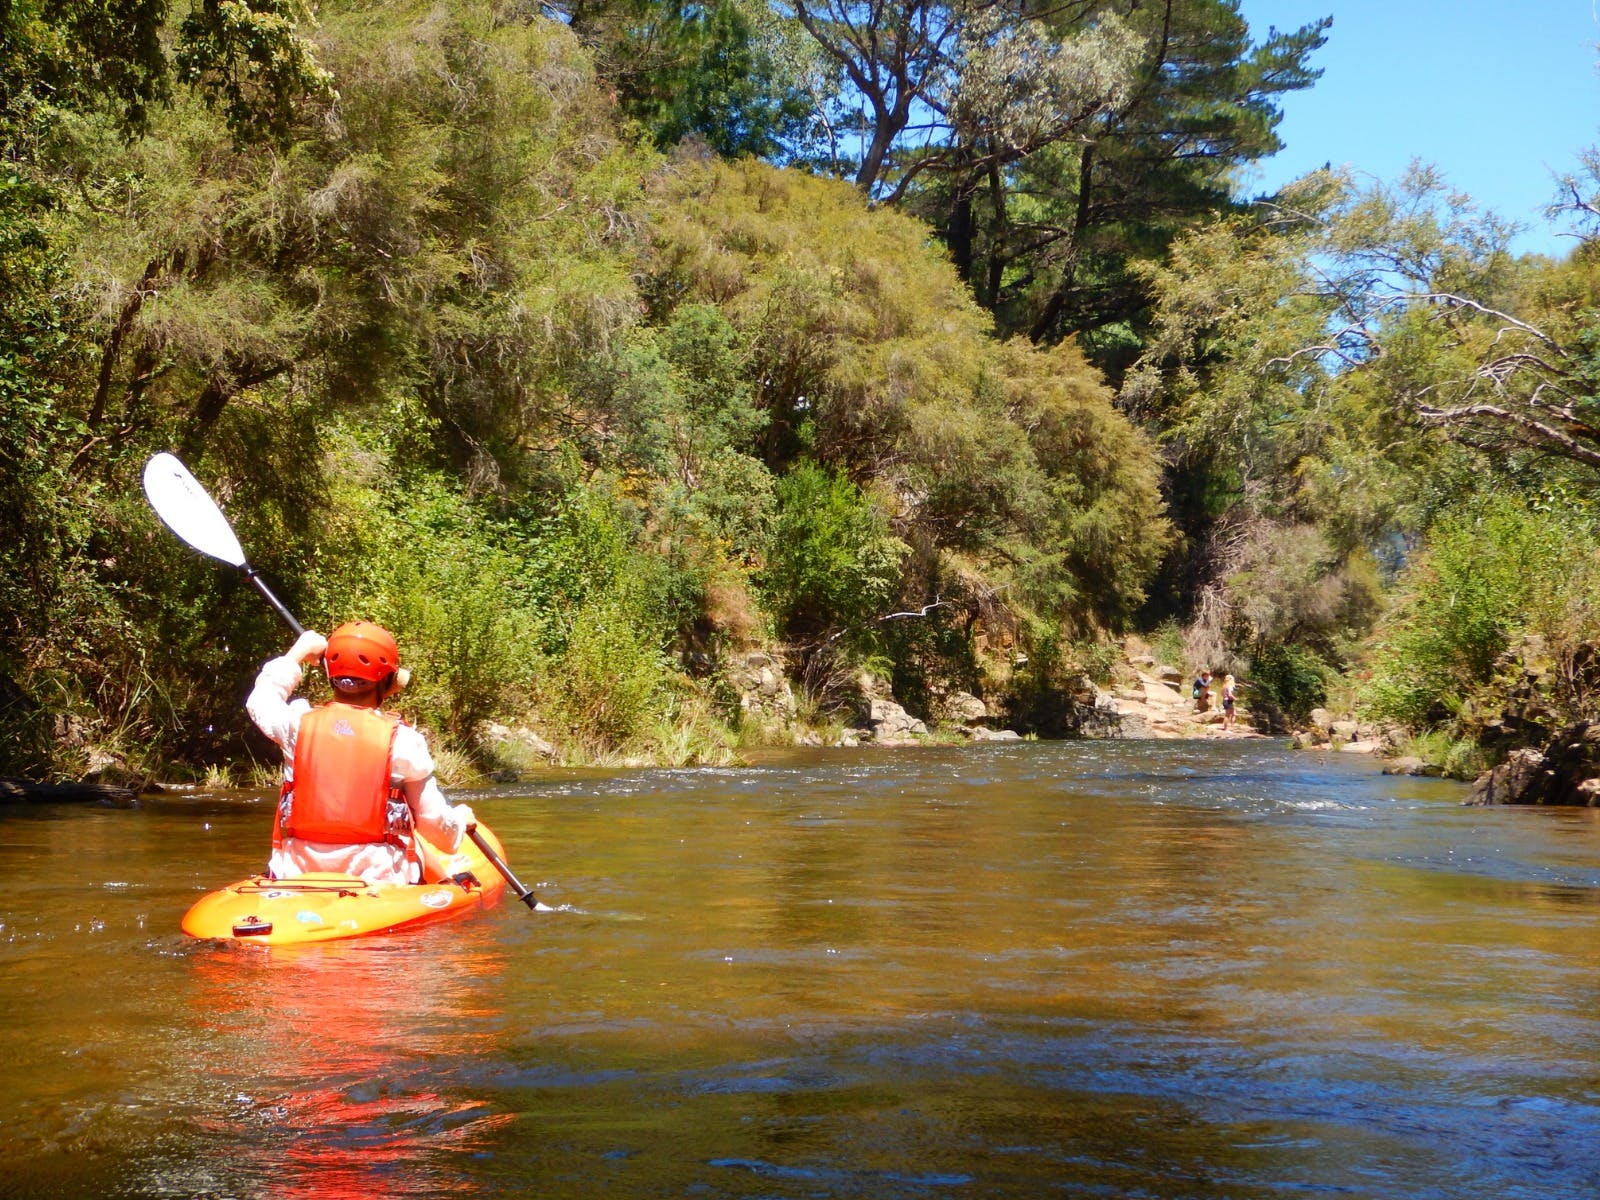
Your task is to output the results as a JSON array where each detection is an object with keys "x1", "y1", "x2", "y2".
[{"x1": 324, "y1": 621, "x2": 399, "y2": 683}]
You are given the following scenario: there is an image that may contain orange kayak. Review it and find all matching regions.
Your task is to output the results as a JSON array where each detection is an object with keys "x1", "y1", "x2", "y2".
[{"x1": 181, "y1": 822, "x2": 511, "y2": 945}]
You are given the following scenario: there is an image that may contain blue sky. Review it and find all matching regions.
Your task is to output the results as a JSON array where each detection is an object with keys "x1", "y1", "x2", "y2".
[{"x1": 1234, "y1": 1, "x2": 1600, "y2": 256}]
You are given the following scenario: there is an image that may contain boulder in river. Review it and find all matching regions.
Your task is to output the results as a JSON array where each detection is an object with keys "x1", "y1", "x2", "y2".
[{"x1": 1464, "y1": 721, "x2": 1600, "y2": 806}]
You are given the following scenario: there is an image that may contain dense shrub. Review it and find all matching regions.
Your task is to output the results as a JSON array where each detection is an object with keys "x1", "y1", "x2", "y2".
[
  {"x1": 1248, "y1": 643, "x2": 1330, "y2": 723},
  {"x1": 757, "y1": 461, "x2": 908, "y2": 641},
  {"x1": 1361, "y1": 495, "x2": 1600, "y2": 728},
  {"x1": 540, "y1": 590, "x2": 676, "y2": 755}
]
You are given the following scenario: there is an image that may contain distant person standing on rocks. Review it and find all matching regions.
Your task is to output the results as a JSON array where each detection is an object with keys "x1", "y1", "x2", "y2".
[
  {"x1": 1221, "y1": 674, "x2": 1237, "y2": 731},
  {"x1": 1192, "y1": 669, "x2": 1213, "y2": 712}
]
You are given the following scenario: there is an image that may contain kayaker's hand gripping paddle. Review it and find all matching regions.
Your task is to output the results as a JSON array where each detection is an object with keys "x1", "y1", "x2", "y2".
[{"x1": 141, "y1": 451, "x2": 542, "y2": 911}]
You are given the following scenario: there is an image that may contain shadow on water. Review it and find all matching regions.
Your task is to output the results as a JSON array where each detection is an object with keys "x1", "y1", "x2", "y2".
[{"x1": 1, "y1": 739, "x2": 1598, "y2": 1198}]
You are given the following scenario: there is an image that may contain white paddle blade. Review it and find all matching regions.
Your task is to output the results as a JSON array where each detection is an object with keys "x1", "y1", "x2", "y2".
[{"x1": 142, "y1": 453, "x2": 248, "y2": 568}]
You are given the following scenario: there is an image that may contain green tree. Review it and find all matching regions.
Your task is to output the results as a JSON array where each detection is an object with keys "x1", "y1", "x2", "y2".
[
  {"x1": 1008, "y1": 1, "x2": 1328, "y2": 365},
  {"x1": 2, "y1": 0, "x2": 655, "y2": 775},
  {"x1": 1362, "y1": 496, "x2": 1600, "y2": 731},
  {"x1": 563, "y1": 0, "x2": 813, "y2": 157},
  {"x1": 758, "y1": 460, "x2": 908, "y2": 639},
  {"x1": 646, "y1": 156, "x2": 1171, "y2": 636},
  {"x1": 783, "y1": 0, "x2": 1142, "y2": 201}
]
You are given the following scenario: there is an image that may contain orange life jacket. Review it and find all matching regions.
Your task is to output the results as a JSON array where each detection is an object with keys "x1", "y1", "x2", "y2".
[{"x1": 280, "y1": 702, "x2": 404, "y2": 845}]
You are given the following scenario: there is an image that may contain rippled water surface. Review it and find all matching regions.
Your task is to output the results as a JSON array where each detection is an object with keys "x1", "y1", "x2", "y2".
[{"x1": 2, "y1": 739, "x2": 1598, "y2": 1199}]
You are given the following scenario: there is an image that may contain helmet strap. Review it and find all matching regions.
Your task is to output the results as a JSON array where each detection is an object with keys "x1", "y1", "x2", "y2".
[{"x1": 330, "y1": 676, "x2": 381, "y2": 706}]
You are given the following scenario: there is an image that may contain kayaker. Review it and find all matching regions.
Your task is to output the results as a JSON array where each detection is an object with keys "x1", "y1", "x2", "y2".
[{"x1": 246, "y1": 621, "x2": 477, "y2": 885}]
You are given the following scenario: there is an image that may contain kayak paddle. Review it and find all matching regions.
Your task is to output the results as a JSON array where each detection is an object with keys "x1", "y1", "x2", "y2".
[
  {"x1": 142, "y1": 451, "x2": 543, "y2": 911},
  {"x1": 141, "y1": 452, "x2": 305, "y2": 635}
]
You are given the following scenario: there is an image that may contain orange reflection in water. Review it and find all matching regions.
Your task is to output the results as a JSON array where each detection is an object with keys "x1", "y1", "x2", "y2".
[{"x1": 188, "y1": 929, "x2": 511, "y2": 1200}]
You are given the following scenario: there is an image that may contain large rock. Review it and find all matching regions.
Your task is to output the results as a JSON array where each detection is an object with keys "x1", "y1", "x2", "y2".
[
  {"x1": 1382, "y1": 756, "x2": 1443, "y2": 777},
  {"x1": 1465, "y1": 722, "x2": 1600, "y2": 805},
  {"x1": 969, "y1": 727, "x2": 1022, "y2": 741},
  {"x1": 1136, "y1": 675, "x2": 1185, "y2": 706},
  {"x1": 868, "y1": 697, "x2": 928, "y2": 738},
  {"x1": 478, "y1": 721, "x2": 558, "y2": 778},
  {"x1": 940, "y1": 691, "x2": 988, "y2": 725},
  {"x1": 1466, "y1": 747, "x2": 1554, "y2": 806},
  {"x1": 726, "y1": 652, "x2": 797, "y2": 724}
]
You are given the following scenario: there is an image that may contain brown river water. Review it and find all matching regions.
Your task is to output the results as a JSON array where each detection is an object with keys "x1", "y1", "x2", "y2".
[{"x1": 1, "y1": 739, "x2": 1597, "y2": 1199}]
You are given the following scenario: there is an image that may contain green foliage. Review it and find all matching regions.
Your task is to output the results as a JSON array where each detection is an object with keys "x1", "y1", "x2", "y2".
[
  {"x1": 540, "y1": 590, "x2": 676, "y2": 755},
  {"x1": 904, "y1": 0, "x2": 1331, "y2": 360},
  {"x1": 992, "y1": 337, "x2": 1173, "y2": 627},
  {"x1": 1069, "y1": 637, "x2": 1122, "y2": 686},
  {"x1": 174, "y1": 0, "x2": 334, "y2": 144},
  {"x1": 297, "y1": 436, "x2": 667, "y2": 744},
  {"x1": 1147, "y1": 619, "x2": 1185, "y2": 672},
  {"x1": 0, "y1": 0, "x2": 169, "y2": 134},
  {"x1": 1361, "y1": 496, "x2": 1600, "y2": 729},
  {"x1": 1222, "y1": 526, "x2": 1383, "y2": 654},
  {"x1": 648, "y1": 157, "x2": 1172, "y2": 637},
  {"x1": 605, "y1": 302, "x2": 775, "y2": 557},
  {"x1": 570, "y1": 0, "x2": 812, "y2": 158},
  {"x1": 1247, "y1": 643, "x2": 1329, "y2": 723},
  {"x1": 1002, "y1": 616, "x2": 1080, "y2": 736},
  {"x1": 757, "y1": 461, "x2": 908, "y2": 639},
  {"x1": 2, "y1": 0, "x2": 1351, "y2": 777},
  {"x1": 1390, "y1": 728, "x2": 1486, "y2": 781}
]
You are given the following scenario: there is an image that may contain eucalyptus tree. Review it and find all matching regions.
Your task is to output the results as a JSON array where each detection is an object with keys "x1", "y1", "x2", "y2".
[
  {"x1": 1263, "y1": 163, "x2": 1598, "y2": 479},
  {"x1": 1119, "y1": 161, "x2": 1600, "y2": 694}
]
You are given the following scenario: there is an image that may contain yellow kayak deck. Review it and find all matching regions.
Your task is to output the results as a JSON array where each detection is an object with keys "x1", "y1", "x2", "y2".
[{"x1": 181, "y1": 822, "x2": 511, "y2": 945}]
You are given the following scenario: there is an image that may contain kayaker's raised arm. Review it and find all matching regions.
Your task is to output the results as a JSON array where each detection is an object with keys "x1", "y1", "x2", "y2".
[{"x1": 245, "y1": 630, "x2": 325, "y2": 750}]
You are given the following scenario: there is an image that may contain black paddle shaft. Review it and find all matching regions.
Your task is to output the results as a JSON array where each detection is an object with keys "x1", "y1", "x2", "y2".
[
  {"x1": 469, "y1": 827, "x2": 541, "y2": 910},
  {"x1": 243, "y1": 565, "x2": 305, "y2": 636}
]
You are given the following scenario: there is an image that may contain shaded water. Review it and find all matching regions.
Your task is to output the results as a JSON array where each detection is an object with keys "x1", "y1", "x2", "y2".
[{"x1": 2, "y1": 739, "x2": 1598, "y2": 1199}]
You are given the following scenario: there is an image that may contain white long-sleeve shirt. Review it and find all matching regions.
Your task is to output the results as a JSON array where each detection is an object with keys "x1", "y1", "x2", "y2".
[{"x1": 246, "y1": 653, "x2": 470, "y2": 883}]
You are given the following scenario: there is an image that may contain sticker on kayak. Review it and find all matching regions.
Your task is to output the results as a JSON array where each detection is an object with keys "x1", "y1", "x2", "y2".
[
  {"x1": 296, "y1": 911, "x2": 325, "y2": 925},
  {"x1": 420, "y1": 890, "x2": 454, "y2": 910}
]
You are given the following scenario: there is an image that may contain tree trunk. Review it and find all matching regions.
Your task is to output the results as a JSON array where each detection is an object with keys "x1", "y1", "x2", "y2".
[{"x1": 1029, "y1": 144, "x2": 1095, "y2": 343}]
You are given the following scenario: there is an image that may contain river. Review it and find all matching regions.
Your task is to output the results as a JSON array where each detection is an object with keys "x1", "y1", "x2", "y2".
[{"x1": 1, "y1": 739, "x2": 1597, "y2": 1199}]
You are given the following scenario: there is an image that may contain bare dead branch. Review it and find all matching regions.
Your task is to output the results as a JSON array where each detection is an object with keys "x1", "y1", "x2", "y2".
[
  {"x1": 1414, "y1": 402, "x2": 1600, "y2": 470},
  {"x1": 820, "y1": 594, "x2": 954, "y2": 647}
]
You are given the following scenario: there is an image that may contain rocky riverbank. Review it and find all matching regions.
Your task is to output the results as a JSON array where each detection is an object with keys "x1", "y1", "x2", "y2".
[
  {"x1": 476, "y1": 639, "x2": 1600, "y2": 805},
  {"x1": 1078, "y1": 654, "x2": 1265, "y2": 740}
]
